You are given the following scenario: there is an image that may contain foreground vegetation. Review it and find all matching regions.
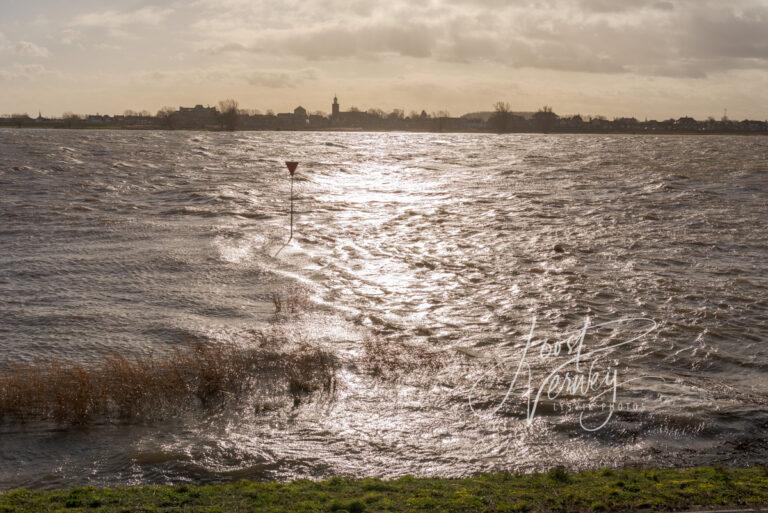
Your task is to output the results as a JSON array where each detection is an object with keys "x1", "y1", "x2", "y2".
[
  {"x1": 0, "y1": 333, "x2": 338, "y2": 424},
  {"x1": 1, "y1": 466, "x2": 767, "y2": 513}
]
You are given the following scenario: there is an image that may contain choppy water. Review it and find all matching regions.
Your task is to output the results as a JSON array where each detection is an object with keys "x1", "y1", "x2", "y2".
[{"x1": 1, "y1": 129, "x2": 767, "y2": 489}]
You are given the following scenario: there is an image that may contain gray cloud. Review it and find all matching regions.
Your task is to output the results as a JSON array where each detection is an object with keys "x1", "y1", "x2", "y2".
[
  {"x1": 0, "y1": 63, "x2": 55, "y2": 82},
  {"x1": 14, "y1": 41, "x2": 50, "y2": 58},
  {"x1": 71, "y1": 7, "x2": 174, "y2": 29},
  {"x1": 190, "y1": 0, "x2": 768, "y2": 77},
  {"x1": 0, "y1": 34, "x2": 50, "y2": 60},
  {"x1": 245, "y1": 68, "x2": 318, "y2": 88},
  {"x1": 281, "y1": 23, "x2": 438, "y2": 60}
]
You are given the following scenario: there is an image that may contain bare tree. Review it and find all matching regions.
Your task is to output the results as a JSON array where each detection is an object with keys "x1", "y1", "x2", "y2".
[
  {"x1": 157, "y1": 106, "x2": 177, "y2": 129},
  {"x1": 494, "y1": 101, "x2": 511, "y2": 114},
  {"x1": 533, "y1": 105, "x2": 558, "y2": 132},
  {"x1": 489, "y1": 101, "x2": 512, "y2": 133},
  {"x1": 62, "y1": 112, "x2": 81, "y2": 129},
  {"x1": 218, "y1": 99, "x2": 240, "y2": 130},
  {"x1": 431, "y1": 110, "x2": 450, "y2": 132}
]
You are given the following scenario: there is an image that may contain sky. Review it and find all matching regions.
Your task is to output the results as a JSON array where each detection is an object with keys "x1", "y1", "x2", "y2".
[{"x1": 1, "y1": 0, "x2": 768, "y2": 119}]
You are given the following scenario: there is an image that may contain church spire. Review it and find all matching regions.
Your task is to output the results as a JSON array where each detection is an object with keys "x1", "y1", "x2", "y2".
[{"x1": 332, "y1": 95, "x2": 340, "y2": 119}]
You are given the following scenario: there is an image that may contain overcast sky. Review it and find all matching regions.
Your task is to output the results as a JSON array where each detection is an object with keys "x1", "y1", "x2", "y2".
[{"x1": 2, "y1": 0, "x2": 768, "y2": 119}]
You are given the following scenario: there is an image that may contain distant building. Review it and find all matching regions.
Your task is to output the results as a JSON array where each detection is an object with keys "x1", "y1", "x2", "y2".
[
  {"x1": 308, "y1": 113, "x2": 329, "y2": 128},
  {"x1": 294, "y1": 106, "x2": 308, "y2": 127},
  {"x1": 676, "y1": 116, "x2": 697, "y2": 130},
  {"x1": 177, "y1": 105, "x2": 217, "y2": 128},
  {"x1": 328, "y1": 96, "x2": 375, "y2": 128},
  {"x1": 276, "y1": 112, "x2": 294, "y2": 129},
  {"x1": 275, "y1": 106, "x2": 309, "y2": 129},
  {"x1": 86, "y1": 114, "x2": 112, "y2": 125}
]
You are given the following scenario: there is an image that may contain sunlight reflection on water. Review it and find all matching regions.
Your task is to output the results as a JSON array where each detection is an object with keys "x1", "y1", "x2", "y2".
[{"x1": 0, "y1": 130, "x2": 767, "y2": 487}]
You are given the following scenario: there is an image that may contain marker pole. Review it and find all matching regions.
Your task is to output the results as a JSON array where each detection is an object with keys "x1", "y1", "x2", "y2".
[{"x1": 285, "y1": 161, "x2": 299, "y2": 245}]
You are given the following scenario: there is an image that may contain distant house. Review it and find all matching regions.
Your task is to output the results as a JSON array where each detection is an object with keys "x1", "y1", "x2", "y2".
[
  {"x1": 274, "y1": 107, "x2": 310, "y2": 129},
  {"x1": 86, "y1": 114, "x2": 112, "y2": 125},
  {"x1": 308, "y1": 114, "x2": 329, "y2": 128},
  {"x1": 676, "y1": 117, "x2": 697, "y2": 130},
  {"x1": 294, "y1": 106, "x2": 308, "y2": 127},
  {"x1": 177, "y1": 105, "x2": 217, "y2": 128},
  {"x1": 240, "y1": 113, "x2": 276, "y2": 129},
  {"x1": 560, "y1": 115, "x2": 585, "y2": 130},
  {"x1": 588, "y1": 117, "x2": 611, "y2": 130},
  {"x1": 461, "y1": 116, "x2": 485, "y2": 130},
  {"x1": 613, "y1": 117, "x2": 639, "y2": 131}
]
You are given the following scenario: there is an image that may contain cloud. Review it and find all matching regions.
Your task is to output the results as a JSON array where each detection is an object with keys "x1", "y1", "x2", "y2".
[
  {"x1": 574, "y1": 0, "x2": 675, "y2": 13},
  {"x1": 185, "y1": 0, "x2": 768, "y2": 78},
  {"x1": 245, "y1": 68, "x2": 318, "y2": 88},
  {"x1": 0, "y1": 63, "x2": 55, "y2": 82},
  {"x1": 0, "y1": 34, "x2": 50, "y2": 60},
  {"x1": 58, "y1": 29, "x2": 85, "y2": 46},
  {"x1": 281, "y1": 23, "x2": 437, "y2": 60},
  {"x1": 14, "y1": 41, "x2": 50, "y2": 58},
  {"x1": 72, "y1": 7, "x2": 174, "y2": 30},
  {"x1": 200, "y1": 21, "x2": 438, "y2": 60}
]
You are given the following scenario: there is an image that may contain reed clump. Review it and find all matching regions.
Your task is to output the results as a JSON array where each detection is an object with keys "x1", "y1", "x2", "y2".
[
  {"x1": 271, "y1": 287, "x2": 312, "y2": 316},
  {"x1": 361, "y1": 336, "x2": 449, "y2": 381},
  {"x1": 285, "y1": 343, "x2": 338, "y2": 396},
  {"x1": 0, "y1": 337, "x2": 338, "y2": 425}
]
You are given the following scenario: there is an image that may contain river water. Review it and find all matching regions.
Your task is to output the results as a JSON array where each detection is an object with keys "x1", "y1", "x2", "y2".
[{"x1": 1, "y1": 129, "x2": 767, "y2": 488}]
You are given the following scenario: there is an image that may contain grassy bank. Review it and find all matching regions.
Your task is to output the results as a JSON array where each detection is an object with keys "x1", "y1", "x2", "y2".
[{"x1": 1, "y1": 466, "x2": 767, "y2": 513}]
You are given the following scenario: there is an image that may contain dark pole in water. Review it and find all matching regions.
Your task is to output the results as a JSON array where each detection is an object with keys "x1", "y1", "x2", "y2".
[{"x1": 285, "y1": 161, "x2": 299, "y2": 244}]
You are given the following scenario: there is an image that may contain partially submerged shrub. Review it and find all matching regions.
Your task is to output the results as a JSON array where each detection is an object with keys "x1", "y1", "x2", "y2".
[{"x1": 0, "y1": 336, "x2": 339, "y2": 425}]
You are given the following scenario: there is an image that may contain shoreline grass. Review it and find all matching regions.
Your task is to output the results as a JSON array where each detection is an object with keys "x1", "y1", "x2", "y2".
[{"x1": 1, "y1": 466, "x2": 767, "y2": 512}]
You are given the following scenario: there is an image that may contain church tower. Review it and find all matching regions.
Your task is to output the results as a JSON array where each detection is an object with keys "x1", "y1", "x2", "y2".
[{"x1": 332, "y1": 95, "x2": 340, "y2": 119}]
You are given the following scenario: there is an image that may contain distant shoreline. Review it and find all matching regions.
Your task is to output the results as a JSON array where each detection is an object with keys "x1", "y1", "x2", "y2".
[{"x1": 2, "y1": 125, "x2": 768, "y2": 136}]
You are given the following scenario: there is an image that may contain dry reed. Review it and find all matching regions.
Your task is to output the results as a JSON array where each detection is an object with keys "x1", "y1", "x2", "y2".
[
  {"x1": 271, "y1": 288, "x2": 312, "y2": 316},
  {"x1": 361, "y1": 336, "x2": 449, "y2": 381},
  {"x1": 0, "y1": 337, "x2": 338, "y2": 425}
]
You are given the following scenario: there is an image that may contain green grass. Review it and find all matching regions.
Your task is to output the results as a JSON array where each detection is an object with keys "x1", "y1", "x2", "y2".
[{"x1": 1, "y1": 466, "x2": 767, "y2": 512}]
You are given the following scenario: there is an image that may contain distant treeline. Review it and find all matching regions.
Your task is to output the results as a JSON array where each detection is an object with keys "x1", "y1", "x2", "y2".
[{"x1": 2, "y1": 99, "x2": 767, "y2": 134}]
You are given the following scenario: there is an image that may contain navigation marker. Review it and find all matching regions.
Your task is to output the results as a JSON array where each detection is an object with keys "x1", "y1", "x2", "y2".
[{"x1": 275, "y1": 161, "x2": 300, "y2": 256}]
